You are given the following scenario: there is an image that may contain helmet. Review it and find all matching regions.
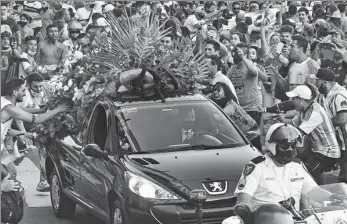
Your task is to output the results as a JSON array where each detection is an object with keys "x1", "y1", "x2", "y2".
[
  {"x1": 68, "y1": 21, "x2": 83, "y2": 31},
  {"x1": 265, "y1": 123, "x2": 302, "y2": 164}
]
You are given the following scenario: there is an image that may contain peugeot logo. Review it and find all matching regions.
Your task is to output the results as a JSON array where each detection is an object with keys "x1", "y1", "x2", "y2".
[{"x1": 202, "y1": 181, "x2": 227, "y2": 195}]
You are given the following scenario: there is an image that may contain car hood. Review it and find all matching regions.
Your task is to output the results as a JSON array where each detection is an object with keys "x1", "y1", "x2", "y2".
[{"x1": 123, "y1": 145, "x2": 260, "y2": 200}]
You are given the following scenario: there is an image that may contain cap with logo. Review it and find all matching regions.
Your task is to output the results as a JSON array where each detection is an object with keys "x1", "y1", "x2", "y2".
[
  {"x1": 309, "y1": 68, "x2": 336, "y2": 82},
  {"x1": 286, "y1": 85, "x2": 312, "y2": 100},
  {"x1": 329, "y1": 28, "x2": 345, "y2": 39}
]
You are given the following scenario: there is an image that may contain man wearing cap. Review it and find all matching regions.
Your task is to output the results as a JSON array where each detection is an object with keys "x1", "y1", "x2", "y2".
[
  {"x1": 311, "y1": 68, "x2": 347, "y2": 183},
  {"x1": 1, "y1": 31, "x2": 21, "y2": 90},
  {"x1": 18, "y1": 12, "x2": 34, "y2": 49},
  {"x1": 278, "y1": 85, "x2": 340, "y2": 183},
  {"x1": 319, "y1": 29, "x2": 347, "y2": 85}
]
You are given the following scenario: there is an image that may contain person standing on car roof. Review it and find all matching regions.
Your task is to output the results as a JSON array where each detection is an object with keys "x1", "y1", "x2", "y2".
[{"x1": 233, "y1": 123, "x2": 333, "y2": 212}]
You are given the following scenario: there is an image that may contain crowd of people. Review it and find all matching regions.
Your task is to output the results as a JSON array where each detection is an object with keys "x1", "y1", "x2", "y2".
[{"x1": 2, "y1": 0, "x2": 347, "y2": 223}]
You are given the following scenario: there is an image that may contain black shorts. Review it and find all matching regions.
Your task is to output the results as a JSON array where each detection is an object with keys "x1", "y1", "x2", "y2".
[
  {"x1": 341, "y1": 150, "x2": 347, "y2": 163},
  {"x1": 298, "y1": 150, "x2": 338, "y2": 182}
]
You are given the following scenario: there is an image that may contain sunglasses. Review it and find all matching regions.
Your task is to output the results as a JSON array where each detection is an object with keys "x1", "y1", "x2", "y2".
[
  {"x1": 70, "y1": 31, "x2": 80, "y2": 34},
  {"x1": 277, "y1": 140, "x2": 297, "y2": 150},
  {"x1": 233, "y1": 7, "x2": 240, "y2": 10}
]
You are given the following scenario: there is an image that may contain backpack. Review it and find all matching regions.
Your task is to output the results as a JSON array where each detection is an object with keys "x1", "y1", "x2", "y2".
[{"x1": 1, "y1": 164, "x2": 24, "y2": 224}]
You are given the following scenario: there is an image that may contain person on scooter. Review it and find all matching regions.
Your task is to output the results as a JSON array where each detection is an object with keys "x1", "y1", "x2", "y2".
[{"x1": 234, "y1": 123, "x2": 333, "y2": 212}]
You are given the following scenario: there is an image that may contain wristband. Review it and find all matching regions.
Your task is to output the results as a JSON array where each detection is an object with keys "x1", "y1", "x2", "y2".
[{"x1": 15, "y1": 132, "x2": 25, "y2": 137}]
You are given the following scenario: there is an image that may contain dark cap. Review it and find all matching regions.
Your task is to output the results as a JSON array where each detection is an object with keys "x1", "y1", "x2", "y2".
[
  {"x1": 309, "y1": 68, "x2": 336, "y2": 81},
  {"x1": 1, "y1": 31, "x2": 11, "y2": 38},
  {"x1": 25, "y1": 35, "x2": 37, "y2": 42},
  {"x1": 329, "y1": 28, "x2": 345, "y2": 39}
]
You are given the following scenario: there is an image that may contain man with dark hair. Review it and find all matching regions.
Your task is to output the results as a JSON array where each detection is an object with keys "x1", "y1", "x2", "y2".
[
  {"x1": 1, "y1": 2, "x2": 21, "y2": 49},
  {"x1": 17, "y1": 73, "x2": 50, "y2": 191},
  {"x1": 204, "y1": 55, "x2": 238, "y2": 103},
  {"x1": 227, "y1": 43, "x2": 267, "y2": 124},
  {"x1": 205, "y1": 39, "x2": 220, "y2": 57},
  {"x1": 1, "y1": 30, "x2": 21, "y2": 90},
  {"x1": 36, "y1": 23, "x2": 68, "y2": 74},
  {"x1": 297, "y1": 7, "x2": 314, "y2": 38},
  {"x1": 1, "y1": 78, "x2": 70, "y2": 155},
  {"x1": 311, "y1": 68, "x2": 347, "y2": 183},
  {"x1": 160, "y1": 33, "x2": 174, "y2": 50},
  {"x1": 18, "y1": 36, "x2": 38, "y2": 79},
  {"x1": 287, "y1": 35, "x2": 320, "y2": 90}
]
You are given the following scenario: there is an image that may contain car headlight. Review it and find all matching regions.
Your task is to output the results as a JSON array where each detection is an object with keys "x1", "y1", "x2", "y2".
[{"x1": 125, "y1": 172, "x2": 179, "y2": 200}]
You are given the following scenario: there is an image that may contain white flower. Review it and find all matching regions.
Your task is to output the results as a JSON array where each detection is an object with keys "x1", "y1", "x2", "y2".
[
  {"x1": 68, "y1": 80, "x2": 73, "y2": 87},
  {"x1": 56, "y1": 82, "x2": 63, "y2": 90},
  {"x1": 63, "y1": 85, "x2": 69, "y2": 91},
  {"x1": 72, "y1": 87, "x2": 84, "y2": 102}
]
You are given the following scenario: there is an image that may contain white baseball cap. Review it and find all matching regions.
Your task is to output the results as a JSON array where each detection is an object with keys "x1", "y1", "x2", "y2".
[{"x1": 286, "y1": 85, "x2": 312, "y2": 100}]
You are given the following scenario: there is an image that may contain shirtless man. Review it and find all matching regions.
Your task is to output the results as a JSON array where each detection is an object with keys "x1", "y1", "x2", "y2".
[{"x1": 36, "y1": 23, "x2": 68, "y2": 75}]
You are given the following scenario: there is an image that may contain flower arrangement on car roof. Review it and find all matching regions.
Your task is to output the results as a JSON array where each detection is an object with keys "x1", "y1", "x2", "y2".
[{"x1": 32, "y1": 11, "x2": 209, "y2": 145}]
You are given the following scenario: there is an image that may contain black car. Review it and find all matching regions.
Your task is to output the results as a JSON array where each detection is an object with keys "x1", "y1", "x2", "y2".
[{"x1": 42, "y1": 92, "x2": 261, "y2": 224}]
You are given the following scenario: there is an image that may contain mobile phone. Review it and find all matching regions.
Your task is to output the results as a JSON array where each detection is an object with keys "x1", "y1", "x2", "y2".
[
  {"x1": 275, "y1": 42, "x2": 285, "y2": 54},
  {"x1": 9, "y1": 36, "x2": 16, "y2": 46}
]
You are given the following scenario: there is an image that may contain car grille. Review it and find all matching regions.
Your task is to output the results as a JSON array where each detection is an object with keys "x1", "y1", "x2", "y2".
[
  {"x1": 181, "y1": 197, "x2": 236, "y2": 209},
  {"x1": 181, "y1": 217, "x2": 227, "y2": 224}
]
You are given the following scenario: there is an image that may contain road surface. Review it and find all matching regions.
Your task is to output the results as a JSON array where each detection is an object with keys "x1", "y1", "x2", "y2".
[{"x1": 17, "y1": 158, "x2": 103, "y2": 224}]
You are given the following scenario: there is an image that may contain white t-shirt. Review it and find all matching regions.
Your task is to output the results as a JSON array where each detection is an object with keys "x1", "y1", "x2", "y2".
[
  {"x1": 184, "y1": 14, "x2": 199, "y2": 34},
  {"x1": 1, "y1": 97, "x2": 14, "y2": 152},
  {"x1": 234, "y1": 154, "x2": 317, "y2": 211},
  {"x1": 288, "y1": 57, "x2": 320, "y2": 88}
]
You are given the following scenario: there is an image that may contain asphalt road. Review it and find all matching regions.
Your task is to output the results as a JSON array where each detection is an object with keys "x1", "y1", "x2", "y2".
[{"x1": 17, "y1": 158, "x2": 103, "y2": 224}]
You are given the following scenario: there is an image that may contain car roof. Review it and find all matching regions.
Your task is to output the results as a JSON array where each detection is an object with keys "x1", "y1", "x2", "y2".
[{"x1": 110, "y1": 93, "x2": 209, "y2": 108}]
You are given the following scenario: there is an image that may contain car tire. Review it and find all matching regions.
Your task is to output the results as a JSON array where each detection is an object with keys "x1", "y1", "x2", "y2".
[
  {"x1": 111, "y1": 200, "x2": 128, "y2": 224},
  {"x1": 50, "y1": 169, "x2": 76, "y2": 218}
]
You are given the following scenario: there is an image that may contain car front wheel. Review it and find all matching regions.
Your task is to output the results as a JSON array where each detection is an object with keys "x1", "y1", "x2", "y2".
[{"x1": 50, "y1": 169, "x2": 76, "y2": 218}]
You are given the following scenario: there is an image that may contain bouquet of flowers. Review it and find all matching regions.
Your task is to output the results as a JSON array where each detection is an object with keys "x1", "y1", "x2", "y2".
[{"x1": 33, "y1": 11, "x2": 209, "y2": 145}]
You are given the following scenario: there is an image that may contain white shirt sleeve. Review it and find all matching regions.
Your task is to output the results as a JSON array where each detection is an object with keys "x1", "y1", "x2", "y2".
[
  {"x1": 334, "y1": 94, "x2": 347, "y2": 113},
  {"x1": 184, "y1": 15, "x2": 199, "y2": 31},
  {"x1": 297, "y1": 111, "x2": 323, "y2": 135},
  {"x1": 234, "y1": 162, "x2": 261, "y2": 197},
  {"x1": 22, "y1": 61, "x2": 31, "y2": 71}
]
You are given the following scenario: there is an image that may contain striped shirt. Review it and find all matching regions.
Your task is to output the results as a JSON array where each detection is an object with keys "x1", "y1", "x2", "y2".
[
  {"x1": 292, "y1": 102, "x2": 340, "y2": 158},
  {"x1": 318, "y1": 84, "x2": 347, "y2": 151}
]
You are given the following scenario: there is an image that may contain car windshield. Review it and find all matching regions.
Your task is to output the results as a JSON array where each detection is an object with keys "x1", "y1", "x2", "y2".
[{"x1": 120, "y1": 101, "x2": 246, "y2": 152}]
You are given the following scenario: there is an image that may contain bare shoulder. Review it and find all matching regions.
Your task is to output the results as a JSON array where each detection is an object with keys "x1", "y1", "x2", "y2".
[{"x1": 38, "y1": 40, "x2": 48, "y2": 48}]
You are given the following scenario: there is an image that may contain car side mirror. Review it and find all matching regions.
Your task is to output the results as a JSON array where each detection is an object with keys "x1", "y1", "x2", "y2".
[{"x1": 82, "y1": 144, "x2": 108, "y2": 160}]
